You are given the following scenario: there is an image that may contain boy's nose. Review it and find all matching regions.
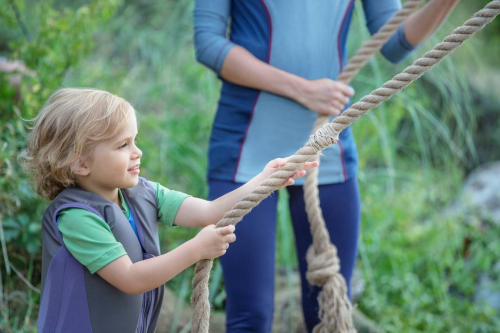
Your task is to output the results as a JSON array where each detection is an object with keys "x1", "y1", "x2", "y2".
[{"x1": 133, "y1": 146, "x2": 142, "y2": 159}]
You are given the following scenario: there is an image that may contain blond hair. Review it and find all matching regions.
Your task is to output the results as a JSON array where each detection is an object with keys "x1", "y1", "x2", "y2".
[{"x1": 20, "y1": 88, "x2": 135, "y2": 200}]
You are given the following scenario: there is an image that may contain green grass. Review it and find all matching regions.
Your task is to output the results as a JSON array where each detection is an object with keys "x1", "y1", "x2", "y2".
[{"x1": 358, "y1": 166, "x2": 500, "y2": 332}]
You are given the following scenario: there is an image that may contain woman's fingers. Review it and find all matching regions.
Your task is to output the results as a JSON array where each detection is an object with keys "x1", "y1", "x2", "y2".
[{"x1": 336, "y1": 81, "x2": 355, "y2": 97}]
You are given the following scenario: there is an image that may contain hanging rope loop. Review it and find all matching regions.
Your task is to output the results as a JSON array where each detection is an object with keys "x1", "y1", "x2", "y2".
[{"x1": 306, "y1": 244, "x2": 340, "y2": 286}]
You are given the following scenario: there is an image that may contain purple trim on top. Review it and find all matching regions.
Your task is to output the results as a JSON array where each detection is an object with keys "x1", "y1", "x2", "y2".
[
  {"x1": 337, "y1": 140, "x2": 348, "y2": 182},
  {"x1": 259, "y1": 0, "x2": 273, "y2": 63},
  {"x1": 335, "y1": 0, "x2": 354, "y2": 183},
  {"x1": 233, "y1": 91, "x2": 261, "y2": 182},
  {"x1": 233, "y1": 0, "x2": 273, "y2": 182},
  {"x1": 53, "y1": 203, "x2": 105, "y2": 244},
  {"x1": 337, "y1": 0, "x2": 354, "y2": 71},
  {"x1": 213, "y1": 41, "x2": 231, "y2": 72}
]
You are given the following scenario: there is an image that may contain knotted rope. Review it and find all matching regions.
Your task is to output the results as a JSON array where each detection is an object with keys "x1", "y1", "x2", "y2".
[
  {"x1": 304, "y1": 1, "x2": 424, "y2": 331},
  {"x1": 191, "y1": 2, "x2": 500, "y2": 332}
]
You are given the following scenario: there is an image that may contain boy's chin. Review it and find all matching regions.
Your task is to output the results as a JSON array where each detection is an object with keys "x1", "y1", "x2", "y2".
[{"x1": 123, "y1": 177, "x2": 140, "y2": 189}]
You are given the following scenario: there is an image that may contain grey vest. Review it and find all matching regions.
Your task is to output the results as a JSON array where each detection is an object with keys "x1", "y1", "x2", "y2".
[{"x1": 38, "y1": 177, "x2": 164, "y2": 333}]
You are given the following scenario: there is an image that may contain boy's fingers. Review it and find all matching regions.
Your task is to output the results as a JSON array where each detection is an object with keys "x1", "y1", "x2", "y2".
[
  {"x1": 291, "y1": 170, "x2": 306, "y2": 179},
  {"x1": 218, "y1": 225, "x2": 235, "y2": 236},
  {"x1": 273, "y1": 157, "x2": 288, "y2": 168},
  {"x1": 224, "y1": 234, "x2": 236, "y2": 243},
  {"x1": 301, "y1": 161, "x2": 319, "y2": 170},
  {"x1": 272, "y1": 158, "x2": 317, "y2": 171}
]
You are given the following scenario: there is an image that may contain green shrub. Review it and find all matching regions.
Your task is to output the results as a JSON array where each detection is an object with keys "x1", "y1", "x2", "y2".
[{"x1": 0, "y1": 1, "x2": 119, "y2": 331}]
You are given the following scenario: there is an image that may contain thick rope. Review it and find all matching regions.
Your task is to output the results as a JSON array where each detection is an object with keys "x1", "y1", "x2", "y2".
[
  {"x1": 304, "y1": 1, "x2": 424, "y2": 332},
  {"x1": 190, "y1": 2, "x2": 500, "y2": 332}
]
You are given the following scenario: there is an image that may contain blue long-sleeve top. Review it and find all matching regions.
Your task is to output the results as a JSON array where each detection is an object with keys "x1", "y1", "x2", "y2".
[{"x1": 194, "y1": 0, "x2": 419, "y2": 184}]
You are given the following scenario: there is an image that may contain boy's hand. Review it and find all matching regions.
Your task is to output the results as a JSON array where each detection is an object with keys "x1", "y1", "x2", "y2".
[
  {"x1": 193, "y1": 224, "x2": 236, "y2": 260},
  {"x1": 262, "y1": 157, "x2": 319, "y2": 188}
]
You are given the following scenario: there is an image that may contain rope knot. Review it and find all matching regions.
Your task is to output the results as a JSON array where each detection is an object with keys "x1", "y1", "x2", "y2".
[
  {"x1": 306, "y1": 244, "x2": 341, "y2": 286},
  {"x1": 308, "y1": 123, "x2": 339, "y2": 154}
]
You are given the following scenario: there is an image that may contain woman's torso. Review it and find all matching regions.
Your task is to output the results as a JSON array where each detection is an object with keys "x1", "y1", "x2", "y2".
[{"x1": 209, "y1": 0, "x2": 359, "y2": 184}]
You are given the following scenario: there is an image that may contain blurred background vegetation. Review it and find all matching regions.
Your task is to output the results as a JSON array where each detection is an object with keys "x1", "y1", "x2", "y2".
[{"x1": 1, "y1": 0, "x2": 499, "y2": 332}]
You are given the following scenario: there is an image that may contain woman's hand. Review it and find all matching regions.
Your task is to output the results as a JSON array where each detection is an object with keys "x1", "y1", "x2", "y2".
[
  {"x1": 217, "y1": 46, "x2": 354, "y2": 116},
  {"x1": 262, "y1": 157, "x2": 319, "y2": 188},
  {"x1": 193, "y1": 225, "x2": 236, "y2": 260},
  {"x1": 294, "y1": 78, "x2": 354, "y2": 116}
]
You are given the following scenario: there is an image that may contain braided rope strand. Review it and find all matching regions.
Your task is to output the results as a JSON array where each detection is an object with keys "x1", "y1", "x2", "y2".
[{"x1": 303, "y1": 1, "x2": 424, "y2": 331}]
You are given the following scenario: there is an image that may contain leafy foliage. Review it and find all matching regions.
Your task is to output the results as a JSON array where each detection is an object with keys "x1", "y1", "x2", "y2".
[
  {"x1": 359, "y1": 168, "x2": 500, "y2": 332},
  {"x1": 0, "y1": 1, "x2": 119, "y2": 331}
]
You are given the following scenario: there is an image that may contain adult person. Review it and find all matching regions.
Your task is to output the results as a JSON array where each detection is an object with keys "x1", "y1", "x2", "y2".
[{"x1": 194, "y1": 1, "x2": 459, "y2": 332}]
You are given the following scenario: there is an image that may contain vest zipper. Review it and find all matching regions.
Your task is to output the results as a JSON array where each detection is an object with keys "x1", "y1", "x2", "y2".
[
  {"x1": 138, "y1": 253, "x2": 156, "y2": 333},
  {"x1": 143, "y1": 291, "x2": 152, "y2": 332}
]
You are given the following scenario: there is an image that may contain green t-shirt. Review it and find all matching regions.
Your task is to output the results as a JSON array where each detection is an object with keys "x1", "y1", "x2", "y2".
[{"x1": 57, "y1": 181, "x2": 190, "y2": 274}]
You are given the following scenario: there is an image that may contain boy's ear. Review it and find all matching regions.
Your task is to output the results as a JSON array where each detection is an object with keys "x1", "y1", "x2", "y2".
[{"x1": 71, "y1": 159, "x2": 90, "y2": 176}]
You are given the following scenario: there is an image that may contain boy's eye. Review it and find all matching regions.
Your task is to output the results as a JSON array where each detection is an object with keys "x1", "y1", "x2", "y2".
[{"x1": 118, "y1": 142, "x2": 128, "y2": 149}]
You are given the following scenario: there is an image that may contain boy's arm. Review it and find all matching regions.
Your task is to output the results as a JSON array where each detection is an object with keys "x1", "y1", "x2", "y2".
[
  {"x1": 97, "y1": 224, "x2": 235, "y2": 295},
  {"x1": 58, "y1": 207, "x2": 236, "y2": 295},
  {"x1": 97, "y1": 238, "x2": 199, "y2": 295},
  {"x1": 174, "y1": 158, "x2": 318, "y2": 228}
]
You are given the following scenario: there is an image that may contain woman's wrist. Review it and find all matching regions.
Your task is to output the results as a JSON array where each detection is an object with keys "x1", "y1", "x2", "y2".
[{"x1": 285, "y1": 74, "x2": 309, "y2": 105}]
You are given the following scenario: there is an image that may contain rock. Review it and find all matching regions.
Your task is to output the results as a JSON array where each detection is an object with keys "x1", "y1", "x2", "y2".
[
  {"x1": 474, "y1": 261, "x2": 500, "y2": 310},
  {"x1": 0, "y1": 57, "x2": 32, "y2": 102},
  {"x1": 447, "y1": 162, "x2": 500, "y2": 311},
  {"x1": 351, "y1": 268, "x2": 366, "y2": 303},
  {"x1": 448, "y1": 162, "x2": 500, "y2": 225}
]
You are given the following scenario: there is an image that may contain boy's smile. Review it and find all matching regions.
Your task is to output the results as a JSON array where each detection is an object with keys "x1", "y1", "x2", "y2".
[
  {"x1": 128, "y1": 164, "x2": 140, "y2": 173},
  {"x1": 73, "y1": 112, "x2": 142, "y2": 205}
]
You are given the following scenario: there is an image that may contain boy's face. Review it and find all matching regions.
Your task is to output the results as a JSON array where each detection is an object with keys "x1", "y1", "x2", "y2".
[{"x1": 76, "y1": 113, "x2": 142, "y2": 201}]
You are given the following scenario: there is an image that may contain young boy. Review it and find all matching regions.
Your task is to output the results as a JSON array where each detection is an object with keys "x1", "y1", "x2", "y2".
[{"x1": 21, "y1": 88, "x2": 317, "y2": 333}]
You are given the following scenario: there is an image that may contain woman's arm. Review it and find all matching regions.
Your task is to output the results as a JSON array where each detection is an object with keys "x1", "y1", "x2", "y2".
[
  {"x1": 194, "y1": 0, "x2": 234, "y2": 72},
  {"x1": 220, "y1": 46, "x2": 355, "y2": 116},
  {"x1": 404, "y1": 0, "x2": 460, "y2": 45},
  {"x1": 193, "y1": 0, "x2": 354, "y2": 116},
  {"x1": 173, "y1": 158, "x2": 319, "y2": 228},
  {"x1": 363, "y1": 0, "x2": 460, "y2": 63}
]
